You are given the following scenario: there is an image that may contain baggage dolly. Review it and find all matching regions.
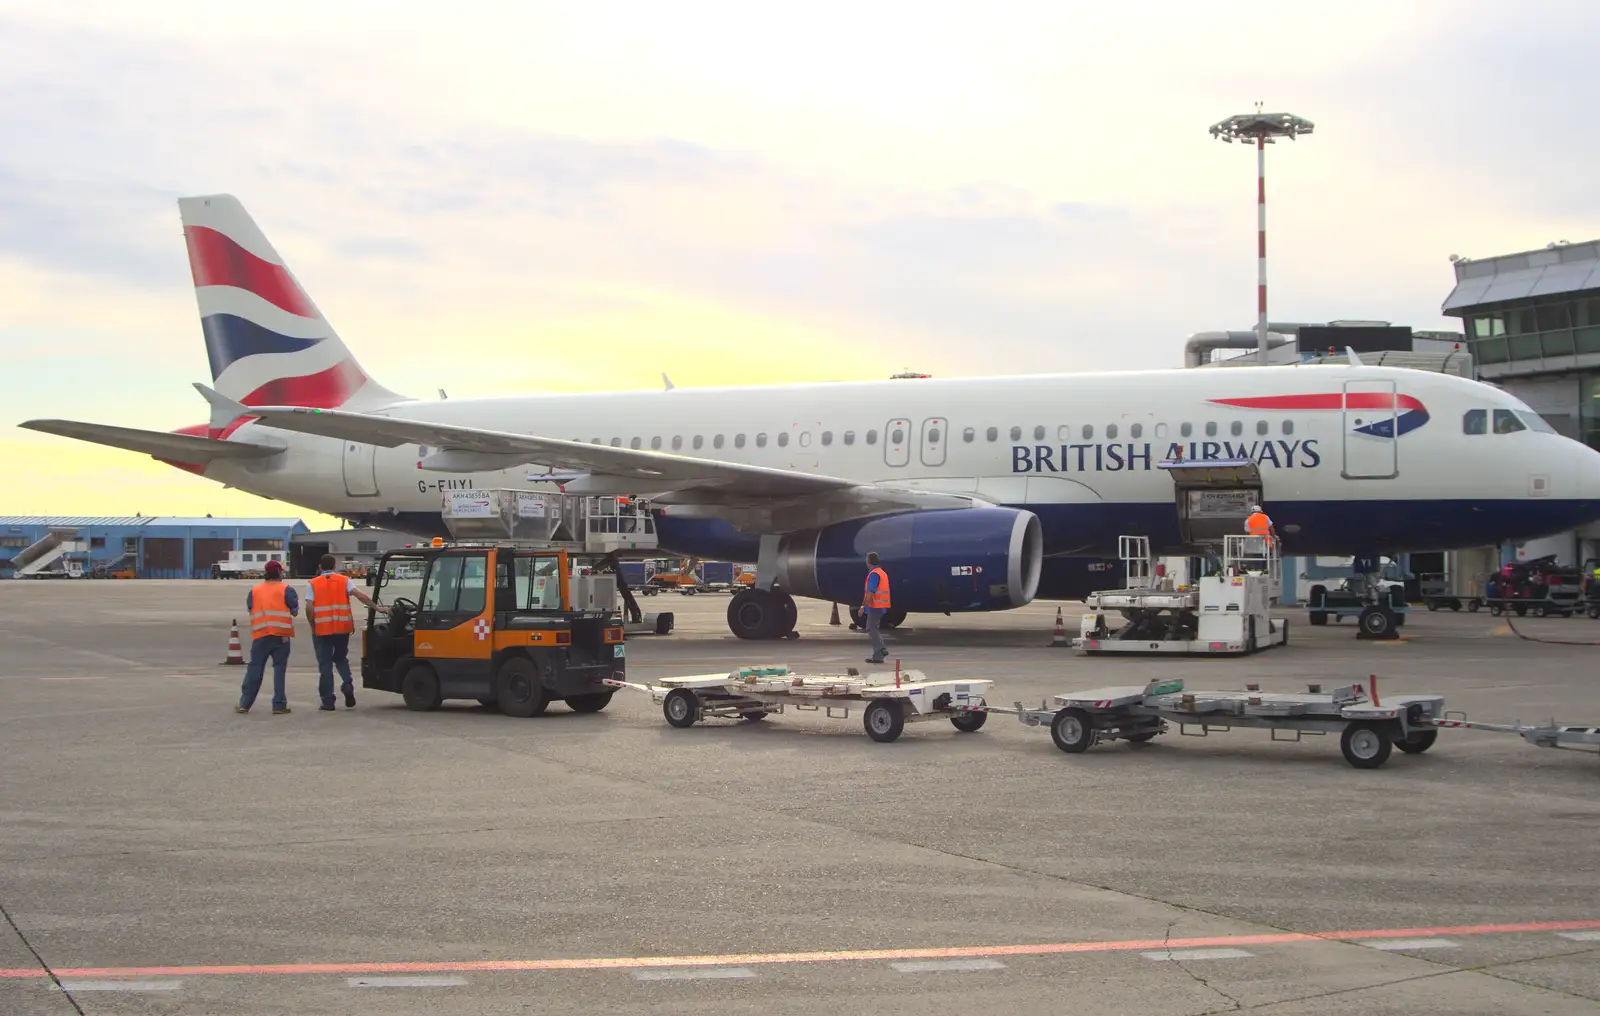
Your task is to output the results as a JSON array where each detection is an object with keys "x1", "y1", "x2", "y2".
[
  {"x1": 962, "y1": 675, "x2": 1445, "y2": 769},
  {"x1": 604, "y1": 664, "x2": 993, "y2": 743}
]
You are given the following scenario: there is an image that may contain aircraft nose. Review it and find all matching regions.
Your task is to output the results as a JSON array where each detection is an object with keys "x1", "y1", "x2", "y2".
[{"x1": 1579, "y1": 443, "x2": 1600, "y2": 506}]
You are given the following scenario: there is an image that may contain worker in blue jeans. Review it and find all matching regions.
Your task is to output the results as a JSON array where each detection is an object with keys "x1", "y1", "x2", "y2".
[
  {"x1": 306, "y1": 554, "x2": 387, "y2": 710},
  {"x1": 237, "y1": 559, "x2": 298, "y2": 714},
  {"x1": 861, "y1": 552, "x2": 891, "y2": 664}
]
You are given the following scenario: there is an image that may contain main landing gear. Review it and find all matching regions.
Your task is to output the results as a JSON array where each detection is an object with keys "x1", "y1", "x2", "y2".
[{"x1": 728, "y1": 588, "x2": 801, "y2": 641}]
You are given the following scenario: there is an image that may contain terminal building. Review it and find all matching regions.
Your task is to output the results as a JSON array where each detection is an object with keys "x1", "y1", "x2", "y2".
[
  {"x1": 0, "y1": 516, "x2": 309, "y2": 579},
  {"x1": 1443, "y1": 239, "x2": 1600, "y2": 568}
]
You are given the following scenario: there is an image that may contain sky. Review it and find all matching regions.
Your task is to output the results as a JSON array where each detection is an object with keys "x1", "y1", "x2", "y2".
[{"x1": 3, "y1": 0, "x2": 1597, "y2": 529}]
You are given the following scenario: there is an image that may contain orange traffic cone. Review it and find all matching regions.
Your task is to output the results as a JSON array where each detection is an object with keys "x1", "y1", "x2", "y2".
[
  {"x1": 223, "y1": 620, "x2": 245, "y2": 665},
  {"x1": 829, "y1": 602, "x2": 841, "y2": 626},
  {"x1": 1049, "y1": 607, "x2": 1068, "y2": 647}
]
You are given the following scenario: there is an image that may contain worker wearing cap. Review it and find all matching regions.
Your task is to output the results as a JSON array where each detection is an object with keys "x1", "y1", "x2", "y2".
[
  {"x1": 1245, "y1": 504, "x2": 1275, "y2": 548},
  {"x1": 237, "y1": 560, "x2": 299, "y2": 714},
  {"x1": 306, "y1": 553, "x2": 387, "y2": 711},
  {"x1": 861, "y1": 552, "x2": 891, "y2": 664}
]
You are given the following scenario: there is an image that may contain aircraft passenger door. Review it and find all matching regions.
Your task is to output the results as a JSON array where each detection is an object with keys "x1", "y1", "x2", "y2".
[
  {"x1": 919, "y1": 417, "x2": 947, "y2": 467},
  {"x1": 883, "y1": 418, "x2": 911, "y2": 467},
  {"x1": 1341, "y1": 379, "x2": 1399, "y2": 480},
  {"x1": 342, "y1": 441, "x2": 379, "y2": 497}
]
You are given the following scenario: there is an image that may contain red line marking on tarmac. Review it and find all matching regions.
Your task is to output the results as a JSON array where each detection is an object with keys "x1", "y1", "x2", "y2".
[{"x1": 1, "y1": 919, "x2": 1596, "y2": 980}]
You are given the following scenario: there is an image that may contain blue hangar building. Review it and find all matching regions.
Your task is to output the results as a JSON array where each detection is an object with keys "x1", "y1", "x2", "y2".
[{"x1": 0, "y1": 516, "x2": 309, "y2": 579}]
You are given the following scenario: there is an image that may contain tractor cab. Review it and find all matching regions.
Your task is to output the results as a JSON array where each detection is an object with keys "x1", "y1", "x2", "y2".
[{"x1": 361, "y1": 542, "x2": 625, "y2": 716}]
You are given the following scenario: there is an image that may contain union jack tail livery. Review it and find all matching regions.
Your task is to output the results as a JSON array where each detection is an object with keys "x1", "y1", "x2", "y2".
[{"x1": 178, "y1": 195, "x2": 404, "y2": 411}]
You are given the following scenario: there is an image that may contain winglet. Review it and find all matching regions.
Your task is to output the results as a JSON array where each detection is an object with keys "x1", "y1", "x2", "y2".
[
  {"x1": 662, "y1": 373, "x2": 675, "y2": 391},
  {"x1": 193, "y1": 382, "x2": 251, "y2": 434},
  {"x1": 1345, "y1": 346, "x2": 1365, "y2": 367}
]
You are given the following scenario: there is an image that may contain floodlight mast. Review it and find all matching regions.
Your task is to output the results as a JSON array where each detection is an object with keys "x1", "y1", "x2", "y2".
[{"x1": 1209, "y1": 105, "x2": 1315, "y2": 365}]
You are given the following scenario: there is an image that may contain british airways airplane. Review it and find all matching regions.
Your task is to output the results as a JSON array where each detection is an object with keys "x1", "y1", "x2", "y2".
[{"x1": 20, "y1": 194, "x2": 1600, "y2": 639}]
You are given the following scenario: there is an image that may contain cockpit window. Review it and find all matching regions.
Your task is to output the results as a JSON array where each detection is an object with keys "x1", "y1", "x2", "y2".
[
  {"x1": 1516, "y1": 411, "x2": 1556, "y2": 434},
  {"x1": 1462, "y1": 409, "x2": 1486, "y2": 435},
  {"x1": 1493, "y1": 409, "x2": 1526, "y2": 434}
]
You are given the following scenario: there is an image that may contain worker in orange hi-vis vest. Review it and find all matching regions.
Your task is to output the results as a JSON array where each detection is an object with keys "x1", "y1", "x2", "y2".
[
  {"x1": 237, "y1": 559, "x2": 299, "y2": 715},
  {"x1": 861, "y1": 552, "x2": 891, "y2": 665},
  {"x1": 1244, "y1": 504, "x2": 1276, "y2": 551},
  {"x1": 306, "y1": 553, "x2": 387, "y2": 711}
]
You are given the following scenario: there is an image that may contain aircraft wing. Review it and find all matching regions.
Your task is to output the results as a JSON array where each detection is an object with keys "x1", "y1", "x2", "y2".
[
  {"x1": 242, "y1": 403, "x2": 989, "y2": 527},
  {"x1": 19, "y1": 420, "x2": 283, "y2": 462}
]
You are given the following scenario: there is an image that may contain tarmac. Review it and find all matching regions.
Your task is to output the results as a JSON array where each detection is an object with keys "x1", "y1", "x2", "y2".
[{"x1": 1, "y1": 579, "x2": 1597, "y2": 1015}]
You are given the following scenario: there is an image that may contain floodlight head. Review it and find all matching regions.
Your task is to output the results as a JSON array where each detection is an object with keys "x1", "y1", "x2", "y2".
[{"x1": 1209, "y1": 112, "x2": 1315, "y2": 143}]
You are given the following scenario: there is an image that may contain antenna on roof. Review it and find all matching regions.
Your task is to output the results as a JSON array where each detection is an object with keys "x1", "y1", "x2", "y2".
[{"x1": 1345, "y1": 346, "x2": 1365, "y2": 367}]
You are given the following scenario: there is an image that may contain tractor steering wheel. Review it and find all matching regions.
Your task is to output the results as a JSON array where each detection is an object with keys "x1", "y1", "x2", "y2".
[{"x1": 378, "y1": 597, "x2": 417, "y2": 637}]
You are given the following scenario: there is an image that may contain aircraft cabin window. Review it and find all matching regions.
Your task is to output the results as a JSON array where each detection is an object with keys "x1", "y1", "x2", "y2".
[
  {"x1": 1180, "y1": 422, "x2": 1193, "y2": 437},
  {"x1": 735, "y1": 433, "x2": 747, "y2": 448},
  {"x1": 610, "y1": 438, "x2": 622, "y2": 447},
  {"x1": 867, "y1": 430, "x2": 879, "y2": 444},
  {"x1": 1032, "y1": 425, "x2": 1045, "y2": 441},
  {"x1": 1154, "y1": 422, "x2": 1167, "y2": 438},
  {"x1": 963, "y1": 427, "x2": 975, "y2": 442},
  {"x1": 890, "y1": 427, "x2": 904, "y2": 444},
  {"x1": 651, "y1": 436, "x2": 662, "y2": 450},
  {"x1": 693, "y1": 435, "x2": 704, "y2": 450},
  {"x1": 821, "y1": 431, "x2": 832, "y2": 446},
  {"x1": 757, "y1": 433, "x2": 768, "y2": 448},
  {"x1": 1131, "y1": 423, "x2": 1142, "y2": 439},
  {"x1": 987, "y1": 427, "x2": 998, "y2": 442},
  {"x1": 843, "y1": 431, "x2": 855, "y2": 445},
  {"x1": 672, "y1": 436, "x2": 683, "y2": 450},
  {"x1": 714, "y1": 434, "x2": 725, "y2": 449},
  {"x1": 1462, "y1": 410, "x2": 1487, "y2": 435},
  {"x1": 1106, "y1": 423, "x2": 1118, "y2": 439},
  {"x1": 778, "y1": 432, "x2": 789, "y2": 447},
  {"x1": 1255, "y1": 420, "x2": 1268, "y2": 436},
  {"x1": 1082, "y1": 424, "x2": 1095, "y2": 440},
  {"x1": 630, "y1": 437, "x2": 642, "y2": 449},
  {"x1": 591, "y1": 438, "x2": 601, "y2": 444},
  {"x1": 799, "y1": 432, "x2": 812, "y2": 448},
  {"x1": 1282, "y1": 420, "x2": 1294, "y2": 436},
  {"x1": 1205, "y1": 422, "x2": 1218, "y2": 437},
  {"x1": 928, "y1": 427, "x2": 941, "y2": 443},
  {"x1": 1009, "y1": 426, "x2": 1022, "y2": 441},
  {"x1": 1230, "y1": 421, "x2": 1242, "y2": 437},
  {"x1": 1493, "y1": 409, "x2": 1526, "y2": 434}
]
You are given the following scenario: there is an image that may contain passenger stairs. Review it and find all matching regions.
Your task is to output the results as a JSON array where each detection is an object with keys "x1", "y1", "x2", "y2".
[{"x1": 10, "y1": 527, "x2": 89, "y2": 578}]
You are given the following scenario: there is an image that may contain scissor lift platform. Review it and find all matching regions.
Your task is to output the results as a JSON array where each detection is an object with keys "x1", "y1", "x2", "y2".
[
  {"x1": 962, "y1": 675, "x2": 1445, "y2": 769},
  {"x1": 604, "y1": 665, "x2": 993, "y2": 742}
]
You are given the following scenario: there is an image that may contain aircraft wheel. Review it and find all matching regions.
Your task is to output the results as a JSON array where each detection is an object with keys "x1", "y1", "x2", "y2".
[
  {"x1": 1358, "y1": 606, "x2": 1395, "y2": 639},
  {"x1": 728, "y1": 589, "x2": 785, "y2": 640},
  {"x1": 881, "y1": 609, "x2": 907, "y2": 630},
  {"x1": 494, "y1": 656, "x2": 549, "y2": 718}
]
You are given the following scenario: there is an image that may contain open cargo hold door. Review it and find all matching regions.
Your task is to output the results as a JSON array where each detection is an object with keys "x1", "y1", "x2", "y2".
[{"x1": 1157, "y1": 457, "x2": 1264, "y2": 547}]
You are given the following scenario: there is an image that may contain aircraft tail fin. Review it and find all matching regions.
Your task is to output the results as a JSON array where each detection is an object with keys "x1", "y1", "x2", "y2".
[{"x1": 177, "y1": 194, "x2": 407, "y2": 411}]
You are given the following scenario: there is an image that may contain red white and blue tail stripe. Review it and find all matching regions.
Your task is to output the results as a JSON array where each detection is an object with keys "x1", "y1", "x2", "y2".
[{"x1": 178, "y1": 194, "x2": 402, "y2": 412}]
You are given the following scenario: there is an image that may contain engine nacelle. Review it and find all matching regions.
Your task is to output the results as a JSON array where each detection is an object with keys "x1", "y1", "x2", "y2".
[{"x1": 772, "y1": 507, "x2": 1043, "y2": 613}]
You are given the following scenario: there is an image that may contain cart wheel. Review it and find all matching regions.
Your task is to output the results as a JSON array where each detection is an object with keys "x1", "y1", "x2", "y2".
[
  {"x1": 663, "y1": 688, "x2": 699, "y2": 728},
  {"x1": 1340, "y1": 722, "x2": 1393, "y2": 769},
  {"x1": 1489, "y1": 604, "x2": 1502, "y2": 616},
  {"x1": 494, "y1": 657, "x2": 550, "y2": 718},
  {"x1": 1589, "y1": 606, "x2": 1599, "y2": 619},
  {"x1": 1124, "y1": 731, "x2": 1158, "y2": 744},
  {"x1": 1532, "y1": 605, "x2": 1546, "y2": 618},
  {"x1": 1426, "y1": 601, "x2": 1438, "y2": 611},
  {"x1": 863, "y1": 699, "x2": 905, "y2": 742},
  {"x1": 1468, "y1": 600, "x2": 1481, "y2": 612},
  {"x1": 950, "y1": 701, "x2": 988, "y2": 733},
  {"x1": 400, "y1": 663, "x2": 442, "y2": 712},
  {"x1": 1246, "y1": 616, "x2": 1258, "y2": 653},
  {"x1": 1395, "y1": 729, "x2": 1438, "y2": 754},
  {"x1": 1449, "y1": 601, "x2": 1461, "y2": 611},
  {"x1": 1051, "y1": 707, "x2": 1095, "y2": 753},
  {"x1": 477, "y1": 697, "x2": 498, "y2": 710}
]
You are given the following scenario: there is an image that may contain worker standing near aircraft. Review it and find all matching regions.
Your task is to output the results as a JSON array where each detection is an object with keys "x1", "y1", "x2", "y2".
[
  {"x1": 861, "y1": 552, "x2": 891, "y2": 665},
  {"x1": 1245, "y1": 504, "x2": 1276, "y2": 549},
  {"x1": 237, "y1": 559, "x2": 298, "y2": 715},
  {"x1": 307, "y1": 553, "x2": 387, "y2": 711}
]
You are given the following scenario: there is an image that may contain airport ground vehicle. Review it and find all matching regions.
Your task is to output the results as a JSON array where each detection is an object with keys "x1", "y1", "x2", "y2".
[
  {"x1": 967, "y1": 675, "x2": 1445, "y2": 769},
  {"x1": 1482, "y1": 556, "x2": 1586, "y2": 617},
  {"x1": 606, "y1": 664, "x2": 992, "y2": 743}
]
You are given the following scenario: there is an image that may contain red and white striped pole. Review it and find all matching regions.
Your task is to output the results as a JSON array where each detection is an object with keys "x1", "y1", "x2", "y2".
[{"x1": 1256, "y1": 135, "x2": 1269, "y2": 365}]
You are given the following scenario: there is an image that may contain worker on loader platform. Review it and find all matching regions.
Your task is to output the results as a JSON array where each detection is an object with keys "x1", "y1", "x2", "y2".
[
  {"x1": 1245, "y1": 504, "x2": 1275, "y2": 549},
  {"x1": 306, "y1": 553, "x2": 387, "y2": 711}
]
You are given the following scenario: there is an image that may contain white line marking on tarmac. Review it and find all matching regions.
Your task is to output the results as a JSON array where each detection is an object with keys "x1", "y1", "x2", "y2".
[
  {"x1": 631, "y1": 967, "x2": 757, "y2": 981},
  {"x1": 1368, "y1": 938, "x2": 1459, "y2": 951},
  {"x1": 890, "y1": 959, "x2": 1006, "y2": 973},
  {"x1": 54, "y1": 979, "x2": 183, "y2": 992},
  {"x1": 1557, "y1": 931, "x2": 1600, "y2": 942},
  {"x1": 1143, "y1": 948, "x2": 1254, "y2": 961},
  {"x1": 347, "y1": 975, "x2": 467, "y2": 987}
]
